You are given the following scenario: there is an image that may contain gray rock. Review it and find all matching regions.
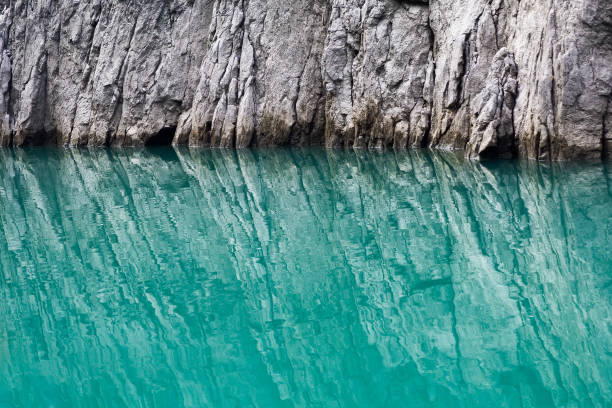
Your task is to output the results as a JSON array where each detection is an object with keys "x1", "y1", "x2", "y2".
[
  {"x1": 181, "y1": 0, "x2": 329, "y2": 147},
  {"x1": 322, "y1": 0, "x2": 431, "y2": 149},
  {"x1": 0, "y1": 0, "x2": 610, "y2": 159},
  {"x1": 428, "y1": 0, "x2": 612, "y2": 160},
  {"x1": 466, "y1": 48, "x2": 517, "y2": 159}
]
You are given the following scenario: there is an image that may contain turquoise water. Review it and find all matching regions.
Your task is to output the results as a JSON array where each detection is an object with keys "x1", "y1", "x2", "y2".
[{"x1": 0, "y1": 148, "x2": 611, "y2": 408}]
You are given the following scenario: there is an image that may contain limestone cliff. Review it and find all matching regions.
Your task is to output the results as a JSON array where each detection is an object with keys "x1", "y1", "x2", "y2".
[{"x1": 0, "y1": 0, "x2": 610, "y2": 160}]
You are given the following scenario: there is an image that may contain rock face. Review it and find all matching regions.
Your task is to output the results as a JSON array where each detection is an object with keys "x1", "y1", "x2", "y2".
[
  {"x1": 322, "y1": 1, "x2": 432, "y2": 150},
  {"x1": 428, "y1": 0, "x2": 612, "y2": 160},
  {"x1": 0, "y1": 0, "x2": 610, "y2": 159}
]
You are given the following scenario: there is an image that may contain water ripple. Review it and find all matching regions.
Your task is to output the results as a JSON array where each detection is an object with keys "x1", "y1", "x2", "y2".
[{"x1": 0, "y1": 148, "x2": 610, "y2": 407}]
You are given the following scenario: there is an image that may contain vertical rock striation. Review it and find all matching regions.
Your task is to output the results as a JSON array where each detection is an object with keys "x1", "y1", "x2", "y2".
[
  {"x1": 176, "y1": 0, "x2": 330, "y2": 148},
  {"x1": 1, "y1": 0, "x2": 213, "y2": 147},
  {"x1": 428, "y1": 0, "x2": 612, "y2": 160},
  {"x1": 322, "y1": 0, "x2": 432, "y2": 149},
  {"x1": 0, "y1": 0, "x2": 610, "y2": 159}
]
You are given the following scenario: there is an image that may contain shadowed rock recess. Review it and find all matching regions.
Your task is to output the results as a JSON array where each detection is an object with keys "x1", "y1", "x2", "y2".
[{"x1": 0, "y1": 0, "x2": 610, "y2": 159}]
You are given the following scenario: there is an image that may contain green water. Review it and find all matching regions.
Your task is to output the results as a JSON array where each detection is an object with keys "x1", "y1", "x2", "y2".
[{"x1": 0, "y1": 148, "x2": 610, "y2": 408}]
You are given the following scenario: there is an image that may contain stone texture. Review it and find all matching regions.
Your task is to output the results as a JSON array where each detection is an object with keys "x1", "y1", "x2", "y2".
[
  {"x1": 322, "y1": 0, "x2": 432, "y2": 149},
  {"x1": 0, "y1": 0, "x2": 610, "y2": 159},
  {"x1": 177, "y1": 0, "x2": 330, "y2": 148},
  {"x1": 428, "y1": 0, "x2": 612, "y2": 160},
  {"x1": 0, "y1": 0, "x2": 213, "y2": 147}
]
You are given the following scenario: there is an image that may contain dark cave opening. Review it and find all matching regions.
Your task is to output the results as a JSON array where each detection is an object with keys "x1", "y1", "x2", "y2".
[{"x1": 145, "y1": 126, "x2": 176, "y2": 146}]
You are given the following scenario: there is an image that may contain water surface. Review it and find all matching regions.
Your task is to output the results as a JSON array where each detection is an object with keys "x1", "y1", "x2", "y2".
[{"x1": 0, "y1": 148, "x2": 611, "y2": 407}]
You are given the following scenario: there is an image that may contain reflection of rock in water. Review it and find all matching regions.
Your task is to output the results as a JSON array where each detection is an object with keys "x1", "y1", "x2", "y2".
[
  {"x1": 0, "y1": 149, "x2": 610, "y2": 407},
  {"x1": 337, "y1": 154, "x2": 612, "y2": 406}
]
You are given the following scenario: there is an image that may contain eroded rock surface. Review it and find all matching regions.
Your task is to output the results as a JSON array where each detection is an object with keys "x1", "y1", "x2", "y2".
[
  {"x1": 0, "y1": 0, "x2": 610, "y2": 159},
  {"x1": 429, "y1": 0, "x2": 612, "y2": 160},
  {"x1": 322, "y1": 1, "x2": 432, "y2": 149}
]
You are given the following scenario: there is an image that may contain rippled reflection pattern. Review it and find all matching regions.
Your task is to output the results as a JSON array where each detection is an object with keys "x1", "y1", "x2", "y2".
[{"x1": 0, "y1": 148, "x2": 611, "y2": 408}]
